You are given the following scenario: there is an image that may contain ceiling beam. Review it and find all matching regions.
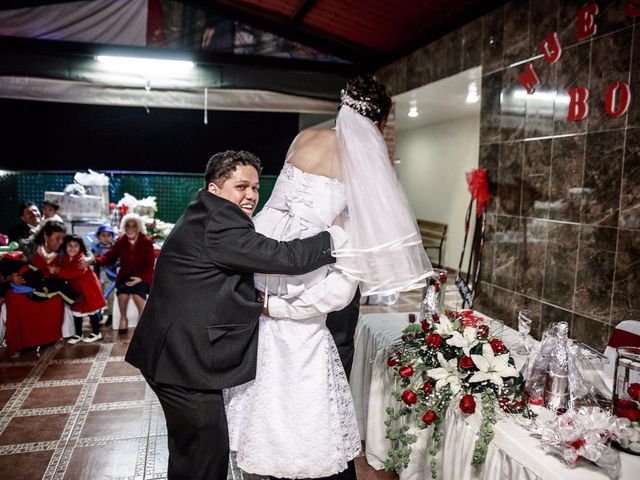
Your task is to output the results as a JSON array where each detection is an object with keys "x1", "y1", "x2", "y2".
[
  {"x1": 0, "y1": 35, "x2": 357, "y2": 101},
  {"x1": 289, "y1": 0, "x2": 318, "y2": 26}
]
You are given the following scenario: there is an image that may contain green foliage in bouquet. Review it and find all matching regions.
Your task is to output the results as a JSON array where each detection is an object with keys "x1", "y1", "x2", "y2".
[{"x1": 384, "y1": 310, "x2": 534, "y2": 478}]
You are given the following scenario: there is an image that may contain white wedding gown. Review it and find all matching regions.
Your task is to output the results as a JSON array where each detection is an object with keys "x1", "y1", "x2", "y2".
[{"x1": 225, "y1": 163, "x2": 361, "y2": 478}]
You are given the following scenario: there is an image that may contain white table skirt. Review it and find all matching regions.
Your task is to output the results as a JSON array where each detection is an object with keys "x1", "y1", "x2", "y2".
[{"x1": 350, "y1": 312, "x2": 640, "y2": 480}]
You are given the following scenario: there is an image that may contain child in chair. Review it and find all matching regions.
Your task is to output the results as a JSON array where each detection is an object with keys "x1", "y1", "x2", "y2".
[{"x1": 90, "y1": 224, "x2": 118, "y2": 323}]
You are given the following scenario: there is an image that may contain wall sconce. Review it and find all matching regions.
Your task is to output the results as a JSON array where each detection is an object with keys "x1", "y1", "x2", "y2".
[
  {"x1": 408, "y1": 99, "x2": 419, "y2": 117},
  {"x1": 466, "y1": 82, "x2": 479, "y2": 103}
]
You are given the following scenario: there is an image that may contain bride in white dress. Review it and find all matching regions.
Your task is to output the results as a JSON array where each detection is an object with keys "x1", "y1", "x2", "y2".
[{"x1": 225, "y1": 76, "x2": 432, "y2": 479}]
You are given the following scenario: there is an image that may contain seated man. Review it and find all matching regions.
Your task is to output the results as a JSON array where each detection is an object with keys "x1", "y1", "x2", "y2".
[{"x1": 8, "y1": 201, "x2": 42, "y2": 258}]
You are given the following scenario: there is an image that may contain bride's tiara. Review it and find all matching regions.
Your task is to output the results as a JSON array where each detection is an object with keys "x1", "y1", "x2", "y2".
[{"x1": 340, "y1": 90, "x2": 381, "y2": 117}]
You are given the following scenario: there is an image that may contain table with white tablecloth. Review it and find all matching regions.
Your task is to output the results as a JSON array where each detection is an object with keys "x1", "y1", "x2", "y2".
[{"x1": 350, "y1": 312, "x2": 640, "y2": 480}]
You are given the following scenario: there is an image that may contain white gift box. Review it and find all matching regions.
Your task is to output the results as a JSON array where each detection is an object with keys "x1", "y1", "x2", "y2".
[{"x1": 46, "y1": 190, "x2": 103, "y2": 221}]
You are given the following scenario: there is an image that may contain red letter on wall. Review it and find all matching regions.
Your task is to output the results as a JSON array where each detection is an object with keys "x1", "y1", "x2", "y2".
[
  {"x1": 576, "y1": 4, "x2": 599, "y2": 41},
  {"x1": 567, "y1": 87, "x2": 589, "y2": 121},
  {"x1": 605, "y1": 82, "x2": 631, "y2": 117},
  {"x1": 626, "y1": 0, "x2": 640, "y2": 16},
  {"x1": 518, "y1": 63, "x2": 540, "y2": 95},
  {"x1": 540, "y1": 32, "x2": 562, "y2": 64}
]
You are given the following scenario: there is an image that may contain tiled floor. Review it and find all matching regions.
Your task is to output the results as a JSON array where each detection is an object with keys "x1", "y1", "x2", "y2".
[{"x1": 0, "y1": 287, "x2": 447, "y2": 479}]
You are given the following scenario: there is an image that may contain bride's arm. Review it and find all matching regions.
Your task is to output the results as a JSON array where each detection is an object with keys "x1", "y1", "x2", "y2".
[
  {"x1": 267, "y1": 267, "x2": 358, "y2": 320},
  {"x1": 266, "y1": 223, "x2": 358, "y2": 320}
]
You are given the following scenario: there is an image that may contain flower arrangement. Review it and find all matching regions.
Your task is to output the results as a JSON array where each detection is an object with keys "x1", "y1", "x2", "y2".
[
  {"x1": 144, "y1": 218, "x2": 174, "y2": 242},
  {"x1": 384, "y1": 309, "x2": 534, "y2": 477}
]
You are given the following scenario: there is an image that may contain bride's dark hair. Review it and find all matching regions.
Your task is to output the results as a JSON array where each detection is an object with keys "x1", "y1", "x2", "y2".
[{"x1": 340, "y1": 75, "x2": 392, "y2": 123}]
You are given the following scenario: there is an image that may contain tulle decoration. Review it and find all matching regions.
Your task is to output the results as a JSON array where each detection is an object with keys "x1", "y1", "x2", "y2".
[
  {"x1": 465, "y1": 168, "x2": 490, "y2": 217},
  {"x1": 537, "y1": 406, "x2": 629, "y2": 479},
  {"x1": 334, "y1": 106, "x2": 433, "y2": 296}
]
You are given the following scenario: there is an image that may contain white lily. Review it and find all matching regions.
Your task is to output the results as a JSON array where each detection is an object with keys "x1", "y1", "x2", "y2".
[
  {"x1": 469, "y1": 343, "x2": 519, "y2": 386},
  {"x1": 432, "y1": 314, "x2": 455, "y2": 338},
  {"x1": 446, "y1": 327, "x2": 479, "y2": 356},
  {"x1": 427, "y1": 352, "x2": 463, "y2": 394}
]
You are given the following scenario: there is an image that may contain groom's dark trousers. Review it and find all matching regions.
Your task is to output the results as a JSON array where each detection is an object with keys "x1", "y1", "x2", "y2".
[
  {"x1": 125, "y1": 189, "x2": 335, "y2": 479},
  {"x1": 146, "y1": 377, "x2": 228, "y2": 480}
]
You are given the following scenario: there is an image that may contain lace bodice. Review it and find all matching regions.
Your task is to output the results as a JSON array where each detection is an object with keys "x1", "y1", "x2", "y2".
[{"x1": 254, "y1": 163, "x2": 346, "y2": 298}]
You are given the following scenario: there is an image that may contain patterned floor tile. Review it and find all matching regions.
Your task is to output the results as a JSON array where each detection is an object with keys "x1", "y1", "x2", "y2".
[
  {"x1": 80, "y1": 407, "x2": 146, "y2": 439},
  {"x1": 0, "y1": 389, "x2": 16, "y2": 410},
  {"x1": 38, "y1": 363, "x2": 91, "y2": 382},
  {"x1": 102, "y1": 361, "x2": 141, "y2": 378},
  {"x1": 21, "y1": 385, "x2": 83, "y2": 409},
  {"x1": 0, "y1": 450, "x2": 54, "y2": 480},
  {"x1": 0, "y1": 366, "x2": 34, "y2": 385},
  {"x1": 0, "y1": 413, "x2": 69, "y2": 445},
  {"x1": 63, "y1": 438, "x2": 139, "y2": 480},
  {"x1": 92, "y1": 381, "x2": 147, "y2": 405},
  {"x1": 54, "y1": 344, "x2": 100, "y2": 360}
]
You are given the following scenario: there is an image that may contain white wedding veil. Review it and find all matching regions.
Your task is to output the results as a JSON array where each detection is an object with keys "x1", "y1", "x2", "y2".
[{"x1": 333, "y1": 105, "x2": 433, "y2": 295}]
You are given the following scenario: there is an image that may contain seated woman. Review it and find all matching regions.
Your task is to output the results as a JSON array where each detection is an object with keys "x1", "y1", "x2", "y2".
[
  {"x1": 28, "y1": 220, "x2": 80, "y2": 303},
  {"x1": 3, "y1": 221, "x2": 72, "y2": 357},
  {"x1": 84, "y1": 213, "x2": 155, "y2": 334}
]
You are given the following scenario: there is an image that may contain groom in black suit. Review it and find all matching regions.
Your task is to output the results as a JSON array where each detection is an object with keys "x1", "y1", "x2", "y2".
[{"x1": 125, "y1": 151, "x2": 336, "y2": 480}]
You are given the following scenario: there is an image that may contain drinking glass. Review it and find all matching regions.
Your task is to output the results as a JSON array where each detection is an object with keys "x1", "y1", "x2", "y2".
[{"x1": 514, "y1": 310, "x2": 533, "y2": 355}]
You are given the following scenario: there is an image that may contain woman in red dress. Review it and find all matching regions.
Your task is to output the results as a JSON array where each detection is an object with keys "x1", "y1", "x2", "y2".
[
  {"x1": 58, "y1": 234, "x2": 107, "y2": 343},
  {"x1": 87, "y1": 213, "x2": 155, "y2": 333}
]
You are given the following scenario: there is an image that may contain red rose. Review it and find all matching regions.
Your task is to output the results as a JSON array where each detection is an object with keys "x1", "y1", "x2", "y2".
[
  {"x1": 627, "y1": 383, "x2": 640, "y2": 401},
  {"x1": 426, "y1": 333, "x2": 443, "y2": 348},
  {"x1": 477, "y1": 325, "x2": 490, "y2": 338},
  {"x1": 616, "y1": 406, "x2": 640, "y2": 422},
  {"x1": 401, "y1": 335, "x2": 408, "y2": 342},
  {"x1": 489, "y1": 338, "x2": 506, "y2": 354},
  {"x1": 432, "y1": 313, "x2": 440, "y2": 323},
  {"x1": 439, "y1": 272, "x2": 447, "y2": 284},
  {"x1": 402, "y1": 389, "x2": 417, "y2": 405},
  {"x1": 571, "y1": 438, "x2": 585, "y2": 450},
  {"x1": 421, "y1": 320, "x2": 430, "y2": 331},
  {"x1": 434, "y1": 283, "x2": 441, "y2": 293},
  {"x1": 408, "y1": 313, "x2": 416, "y2": 323},
  {"x1": 459, "y1": 356, "x2": 474, "y2": 369},
  {"x1": 422, "y1": 382, "x2": 434, "y2": 395},
  {"x1": 459, "y1": 394, "x2": 476, "y2": 414},
  {"x1": 387, "y1": 357, "x2": 398, "y2": 367},
  {"x1": 422, "y1": 409, "x2": 437, "y2": 425},
  {"x1": 399, "y1": 365, "x2": 414, "y2": 378}
]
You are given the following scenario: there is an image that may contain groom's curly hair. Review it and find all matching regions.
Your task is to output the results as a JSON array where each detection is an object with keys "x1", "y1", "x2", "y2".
[{"x1": 204, "y1": 150, "x2": 262, "y2": 187}]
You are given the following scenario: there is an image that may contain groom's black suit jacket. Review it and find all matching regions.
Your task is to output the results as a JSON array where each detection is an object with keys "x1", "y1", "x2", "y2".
[{"x1": 125, "y1": 190, "x2": 334, "y2": 390}]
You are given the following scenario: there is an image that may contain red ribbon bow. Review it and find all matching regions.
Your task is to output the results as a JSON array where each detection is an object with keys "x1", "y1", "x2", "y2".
[{"x1": 465, "y1": 168, "x2": 490, "y2": 217}]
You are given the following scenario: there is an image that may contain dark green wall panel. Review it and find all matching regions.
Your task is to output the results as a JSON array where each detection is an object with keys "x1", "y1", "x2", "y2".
[{"x1": 1, "y1": 171, "x2": 277, "y2": 233}]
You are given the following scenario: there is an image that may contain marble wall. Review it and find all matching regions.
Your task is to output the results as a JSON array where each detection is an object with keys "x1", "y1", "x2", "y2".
[{"x1": 377, "y1": 0, "x2": 639, "y2": 350}]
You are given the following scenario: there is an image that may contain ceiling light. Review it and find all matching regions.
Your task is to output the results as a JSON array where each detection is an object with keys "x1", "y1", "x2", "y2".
[
  {"x1": 96, "y1": 55, "x2": 195, "y2": 76},
  {"x1": 466, "y1": 82, "x2": 479, "y2": 103},
  {"x1": 408, "y1": 99, "x2": 419, "y2": 118}
]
